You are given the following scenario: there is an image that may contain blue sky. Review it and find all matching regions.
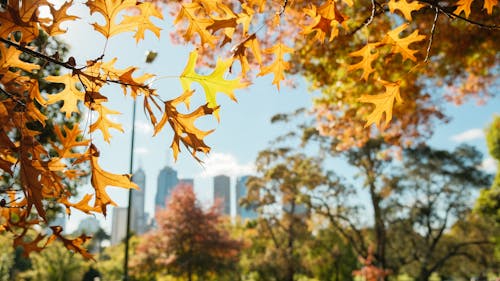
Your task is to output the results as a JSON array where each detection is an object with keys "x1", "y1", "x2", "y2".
[{"x1": 56, "y1": 2, "x2": 499, "y2": 233}]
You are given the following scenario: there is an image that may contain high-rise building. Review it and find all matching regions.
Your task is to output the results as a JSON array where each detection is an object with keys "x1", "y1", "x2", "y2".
[
  {"x1": 236, "y1": 175, "x2": 258, "y2": 220},
  {"x1": 131, "y1": 168, "x2": 147, "y2": 235},
  {"x1": 155, "y1": 166, "x2": 179, "y2": 215},
  {"x1": 76, "y1": 217, "x2": 100, "y2": 235},
  {"x1": 111, "y1": 207, "x2": 127, "y2": 245},
  {"x1": 214, "y1": 174, "x2": 230, "y2": 215}
]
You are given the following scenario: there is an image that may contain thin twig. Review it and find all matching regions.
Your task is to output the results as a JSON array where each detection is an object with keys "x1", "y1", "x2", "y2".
[
  {"x1": 279, "y1": 0, "x2": 288, "y2": 16},
  {"x1": 0, "y1": 87, "x2": 26, "y2": 107},
  {"x1": 347, "y1": 5, "x2": 386, "y2": 37},
  {"x1": 424, "y1": 6, "x2": 440, "y2": 62},
  {"x1": 367, "y1": 0, "x2": 377, "y2": 27}
]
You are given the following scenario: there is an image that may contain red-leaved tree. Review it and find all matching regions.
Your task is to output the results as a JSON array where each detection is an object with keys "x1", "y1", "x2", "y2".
[{"x1": 131, "y1": 183, "x2": 242, "y2": 281}]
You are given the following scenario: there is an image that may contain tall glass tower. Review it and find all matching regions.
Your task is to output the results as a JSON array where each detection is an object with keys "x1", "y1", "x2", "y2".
[
  {"x1": 214, "y1": 175, "x2": 230, "y2": 215},
  {"x1": 236, "y1": 175, "x2": 257, "y2": 220},
  {"x1": 155, "y1": 166, "x2": 179, "y2": 215},
  {"x1": 131, "y1": 168, "x2": 146, "y2": 234}
]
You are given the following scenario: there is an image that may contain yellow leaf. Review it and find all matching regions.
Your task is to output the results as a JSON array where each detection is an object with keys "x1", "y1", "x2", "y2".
[
  {"x1": 358, "y1": 80, "x2": 402, "y2": 128},
  {"x1": 89, "y1": 103, "x2": 124, "y2": 143},
  {"x1": 120, "y1": 2, "x2": 163, "y2": 42},
  {"x1": 388, "y1": 0, "x2": 426, "y2": 21},
  {"x1": 347, "y1": 43, "x2": 380, "y2": 81},
  {"x1": 383, "y1": 23, "x2": 426, "y2": 62},
  {"x1": 88, "y1": 144, "x2": 138, "y2": 216},
  {"x1": 45, "y1": 74, "x2": 85, "y2": 118},
  {"x1": 257, "y1": 43, "x2": 294, "y2": 90},
  {"x1": 180, "y1": 50, "x2": 248, "y2": 118},
  {"x1": 454, "y1": 0, "x2": 474, "y2": 18}
]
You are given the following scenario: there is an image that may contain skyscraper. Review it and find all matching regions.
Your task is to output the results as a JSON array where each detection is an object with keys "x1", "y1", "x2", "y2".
[
  {"x1": 131, "y1": 168, "x2": 147, "y2": 234},
  {"x1": 236, "y1": 175, "x2": 258, "y2": 220},
  {"x1": 155, "y1": 165, "x2": 179, "y2": 215},
  {"x1": 214, "y1": 174, "x2": 230, "y2": 215},
  {"x1": 111, "y1": 207, "x2": 127, "y2": 245}
]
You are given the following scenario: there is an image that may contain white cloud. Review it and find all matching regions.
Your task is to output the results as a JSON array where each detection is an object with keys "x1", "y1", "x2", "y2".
[
  {"x1": 481, "y1": 157, "x2": 497, "y2": 173},
  {"x1": 199, "y1": 153, "x2": 255, "y2": 178},
  {"x1": 134, "y1": 147, "x2": 149, "y2": 155},
  {"x1": 450, "y1": 129, "x2": 484, "y2": 142},
  {"x1": 135, "y1": 120, "x2": 154, "y2": 135}
]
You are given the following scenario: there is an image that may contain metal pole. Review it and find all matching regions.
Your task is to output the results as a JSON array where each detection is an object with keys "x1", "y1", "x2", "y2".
[{"x1": 123, "y1": 99, "x2": 137, "y2": 281}]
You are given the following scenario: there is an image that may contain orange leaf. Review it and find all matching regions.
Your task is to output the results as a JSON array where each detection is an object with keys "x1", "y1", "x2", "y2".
[
  {"x1": 154, "y1": 90, "x2": 215, "y2": 162},
  {"x1": 89, "y1": 103, "x2": 124, "y2": 143},
  {"x1": 388, "y1": 0, "x2": 426, "y2": 21},
  {"x1": 175, "y1": 2, "x2": 216, "y2": 47},
  {"x1": 45, "y1": 74, "x2": 85, "y2": 118},
  {"x1": 454, "y1": 0, "x2": 474, "y2": 18},
  {"x1": 257, "y1": 43, "x2": 294, "y2": 90},
  {"x1": 43, "y1": 0, "x2": 79, "y2": 36},
  {"x1": 347, "y1": 43, "x2": 380, "y2": 81},
  {"x1": 483, "y1": 0, "x2": 498, "y2": 14},
  {"x1": 87, "y1": 0, "x2": 135, "y2": 38},
  {"x1": 88, "y1": 144, "x2": 138, "y2": 216},
  {"x1": 120, "y1": 2, "x2": 163, "y2": 42},
  {"x1": 358, "y1": 80, "x2": 402, "y2": 128},
  {"x1": 383, "y1": 23, "x2": 426, "y2": 62}
]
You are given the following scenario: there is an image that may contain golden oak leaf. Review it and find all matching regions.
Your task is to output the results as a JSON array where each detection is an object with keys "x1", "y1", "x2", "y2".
[
  {"x1": 358, "y1": 80, "x2": 402, "y2": 128},
  {"x1": 154, "y1": 90, "x2": 215, "y2": 161},
  {"x1": 257, "y1": 43, "x2": 294, "y2": 90},
  {"x1": 88, "y1": 144, "x2": 138, "y2": 216},
  {"x1": 0, "y1": 45, "x2": 41, "y2": 73},
  {"x1": 237, "y1": 3, "x2": 254, "y2": 34},
  {"x1": 49, "y1": 226, "x2": 94, "y2": 260},
  {"x1": 118, "y1": 68, "x2": 155, "y2": 98},
  {"x1": 89, "y1": 103, "x2": 124, "y2": 143},
  {"x1": 43, "y1": 0, "x2": 79, "y2": 36},
  {"x1": 180, "y1": 50, "x2": 248, "y2": 118},
  {"x1": 87, "y1": 0, "x2": 136, "y2": 38},
  {"x1": 454, "y1": 0, "x2": 474, "y2": 18},
  {"x1": 60, "y1": 194, "x2": 100, "y2": 215},
  {"x1": 483, "y1": 0, "x2": 498, "y2": 14},
  {"x1": 0, "y1": 1, "x2": 40, "y2": 43},
  {"x1": 120, "y1": 2, "x2": 163, "y2": 42},
  {"x1": 51, "y1": 125, "x2": 90, "y2": 159},
  {"x1": 317, "y1": 1, "x2": 349, "y2": 26},
  {"x1": 388, "y1": 0, "x2": 426, "y2": 21},
  {"x1": 175, "y1": 2, "x2": 216, "y2": 47},
  {"x1": 302, "y1": 5, "x2": 339, "y2": 43},
  {"x1": 347, "y1": 43, "x2": 380, "y2": 81},
  {"x1": 383, "y1": 23, "x2": 426, "y2": 62},
  {"x1": 231, "y1": 33, "x2": 262, "y2": 76},
  {"x1": 45, "y1": 74, "x2": 85, "y2": 118}
]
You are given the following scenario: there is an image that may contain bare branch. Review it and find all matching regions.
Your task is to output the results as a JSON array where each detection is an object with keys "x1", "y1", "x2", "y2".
[{"x1": 424, "y1": 6, "x2": 439, "y2": 62}]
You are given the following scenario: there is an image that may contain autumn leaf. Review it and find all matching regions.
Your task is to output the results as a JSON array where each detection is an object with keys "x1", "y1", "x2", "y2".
[
  {"x1": 454, "y1": 0, "x2": 475, "y2": 18},
  {"x1": 120, "y1": 2, "x2": 164, "y2": 42},
  {"x1": 388, "y1": 0, "x2": 426, "y2": 21},
  {"x1": 60, "y1": 194, "x2": 100, "y2": 216},
  {"x1": 0, "y1": 45, "x2": 41, "y2": 73},
  {"x1": 347, "y1": 43, "x2": 380, "y2": 81},
  {"x1": 88, "y1": 144, "x2": 138, "y2": 216},
  {"x1": 87, "y1": 0, "x2": 136, "y2": 38},
  {"x1": 483, "y1": 0, "x2": 498, "y2": 14},
  {"x1": 42, "y1": 0, "x2": 79, "y2": 36},
  {"x1": 383, "y1": 23, "x2": 426, "y2": 62},
  {"x1": 49, "y1": 226, "x2": 94, "y2": 260},
  {"x1": 45, "y1": 74, "x2": 85, "y2": 118},
  {"x1": 51, "y1": 125, "x2": 90, "y2": 159},
  {"x1": 175, "y1": 2, "x2": 216, "y2": 47},
  {"x1": 154, "y1": 90, "x2": 215, "y2": 161},
  {"x1": 180, "y1": 50, "x2": 247, "y2": 118},
  {"x1": 358, "y1": 80, "x2": 402, "y2": 128},
  {"x1": 258, "y1": 43, "x2": 294, "y2": 90},
  {"x1": 89, "y1": 103, "x2": 124, "y2": 143}
]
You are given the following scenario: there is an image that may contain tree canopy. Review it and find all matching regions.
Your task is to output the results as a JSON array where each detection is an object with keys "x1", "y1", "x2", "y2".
[{"x1": 0, "y1": 0, "x2": 497, "y2": 256}]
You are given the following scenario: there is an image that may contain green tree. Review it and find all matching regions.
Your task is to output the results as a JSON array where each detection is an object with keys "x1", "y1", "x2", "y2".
[
  {"x1": 476, "y1": 116, "x2": 500, "y2": 222},
  {"x1": 244, "y1": 148, "x2": 330, "y2": 281}
]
